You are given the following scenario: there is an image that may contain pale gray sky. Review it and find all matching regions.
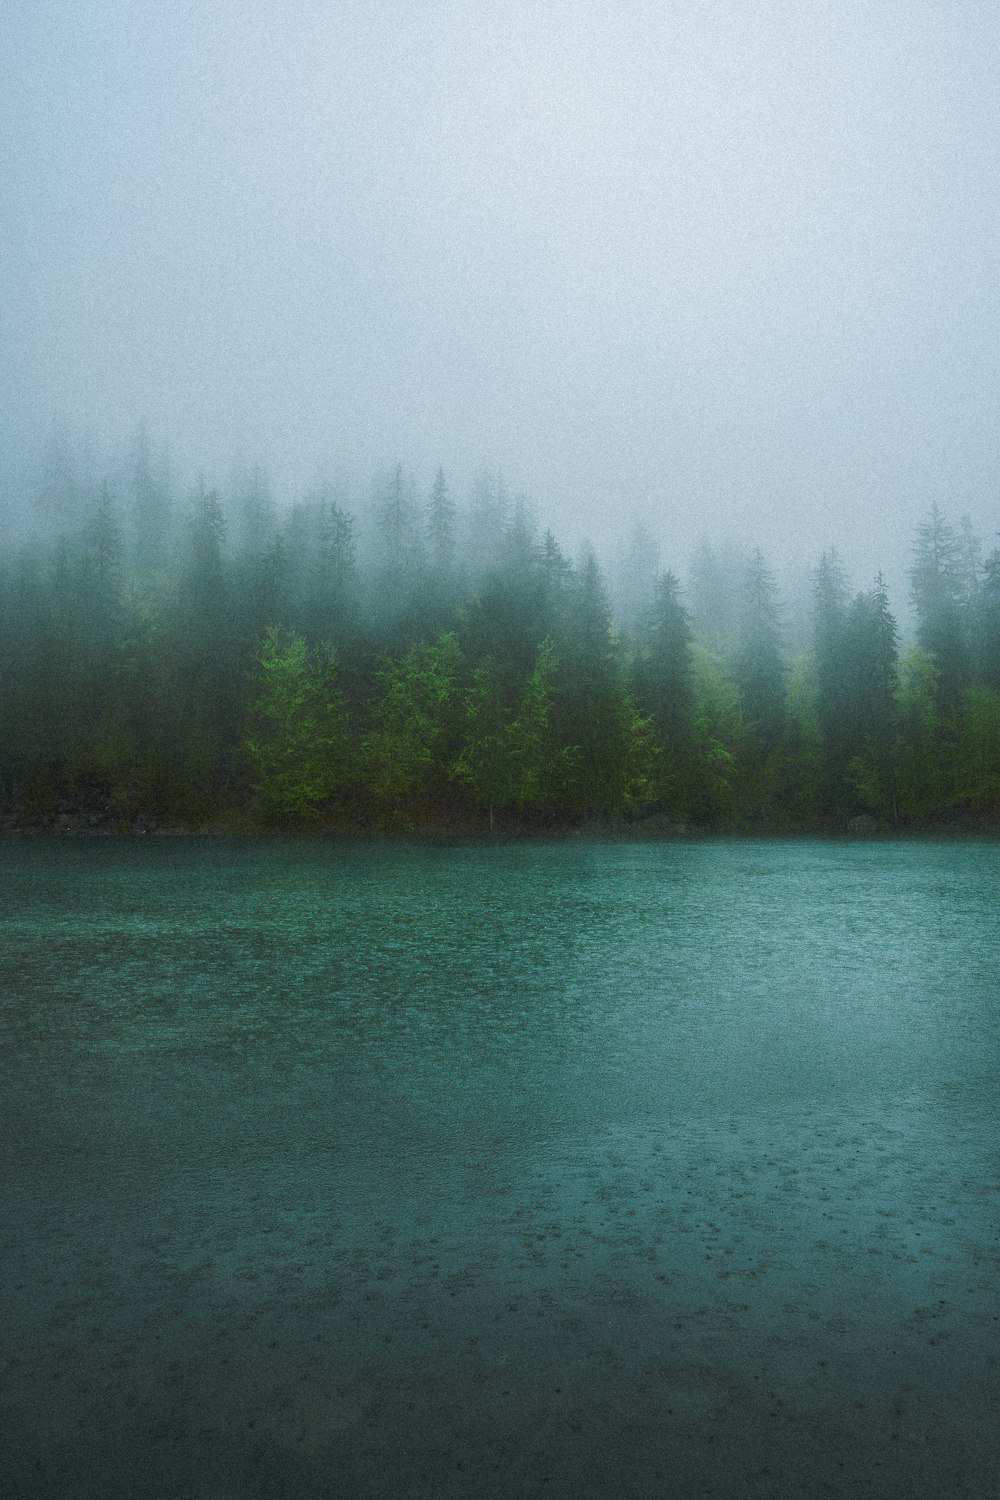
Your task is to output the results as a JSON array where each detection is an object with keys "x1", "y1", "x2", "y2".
[{"x1": 3, "y1": 0, "x2": 999, "y2": 580}]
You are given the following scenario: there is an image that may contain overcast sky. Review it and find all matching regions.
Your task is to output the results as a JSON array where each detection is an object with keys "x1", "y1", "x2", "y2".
[{"x1": 2, "y1": 0, "x2": 999, "y2": 581}]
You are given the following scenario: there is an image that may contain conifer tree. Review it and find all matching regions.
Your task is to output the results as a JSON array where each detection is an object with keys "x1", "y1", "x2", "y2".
[
  {"x1": 426, "y1": 466, "x2": 456, "y2": 576},
  {"x1": 130, "y1": 422, "x2": 173, "y2": 573},
  {"x1": 687, "y1": 541, "x2": 741, "y2": 656},
  {"x1": 909, "y1": 505, "x2": 969, "y2": 711},
  {"x1": 371, "y1": 463, "x2": 422, "y2": 618},
  {"x1": 245, "y1": 628, "x2": 350, "y2": 821},
  {"x1": 550, "y1": 547, "x2": 654, "y2": 816},
  {"x1": 634, "y1": 571, "x2": 695, "y2": 809},
  {"x1": 315, "y1": 498, "x2": 358, "y2": 636},
  {"x1": 811, "y1": 549, "x2": 852, "y2": 806},
  {"x1": 844, "y1": 574, "x2": 899, "y2": 819},
  {"x1": 362, "y1": 633, "x2": 464, "y2": 819},
  {"x1": 892, "y1": 647, "x2": 952, "y2": 816},
  {"x1": 466, "y1": 470, "x2": 511, "y2": 572},
  {"x1": 613, "y1": 519, "x2": 661, "y2": 637},
  {"x1": 735, "y1": 548, "x2": 786, "y2": 748},
  {"x1": 975, "y1": 545, "x2": 1000, "y2": 687},
  {"x1": 233, "y1": 462, "x2": 276, "y2": 558}
]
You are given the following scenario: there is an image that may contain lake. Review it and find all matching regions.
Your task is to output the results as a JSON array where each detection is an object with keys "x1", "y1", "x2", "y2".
[{"x1": 2, "y1": 836, "x2": 998, "y2": 1498}]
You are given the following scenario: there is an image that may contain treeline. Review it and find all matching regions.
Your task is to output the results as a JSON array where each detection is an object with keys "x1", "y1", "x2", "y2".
[{"x1": 1, "y1": 434, "x2": 999, "y2": 832}]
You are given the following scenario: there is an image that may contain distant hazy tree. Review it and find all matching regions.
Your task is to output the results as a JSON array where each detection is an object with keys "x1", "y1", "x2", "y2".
[
  {"x1": 181, "y1": 486, "x2": 227, "y2": 628},
  {"x1": 891, "y1": 646, "x2": 954, "y2": 817},
  {"x1": 549, "y1": 547, "x2": 656, "y2": 816},
  {"x1": 465, "y1": 470, "x2": 511, "y2": 572},
  {"x1": 909, "y1": 506, "x2": 969, "y2": 710},
  {"x1": 687, "y1": 541, "x2": 742, "y2": 656},
  {"x1": 847, "y1": 574, "x2": 899, "y2": 740},
  {"x1": 130, "y1": 422, "x2": 173, "y2": 573},
  {"x1": 838, "y1": 576, "x2": 900, "y2": 820},
  {"x1": 686, "y1": 647, "x2": 743, "y2": 824},
  {"x1": 426, "y1": 466, "x2": 457, "y2": 576},
  {"x1": 163, "y1": 485, "x2": 240, "y2": 817},
  {"x1": 233, "y1": 462, "x2": 276, "y2": 558},
  {"x1": 634, "y1": 571, "x2": 695, "y2": 809},
  {"x1": 613, "y1": 519, "x2": 661, "y2": 637},
  {"x1": 84, "y1": 482, "x2": 124, "y2": 593},
  {"x1": 540, "y1": 529, "x2": 573, "y2": 609},
  {"x1": 956, "y1": 514, "x2": 982, "y2": 615},
  {"x1": 370, "y1": 463, "x2": 423, "y2": 620},
  {"x1": 811, "y1": 549, "x2": 853, "y2": 806},
  {"x1": 78, "y1": 482, "x2": 127, "y2": 687},
  {"x1": 735, "y1": 548, "x2": 786, "y2": 748},
  {"x1": 314, "y1": 496, "x2": 358, "y2": 636},
  {"x1": 974, "y1": 543, "x2": 1000, "y2": 687},
  {"x1": 34, "y1": 422, "x2": 80, "y2": 536}
]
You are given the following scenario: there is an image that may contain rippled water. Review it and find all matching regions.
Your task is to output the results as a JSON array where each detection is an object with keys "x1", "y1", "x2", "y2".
[{"x1": 2, "y1": 836, "x2": 998, "y2": 1498}]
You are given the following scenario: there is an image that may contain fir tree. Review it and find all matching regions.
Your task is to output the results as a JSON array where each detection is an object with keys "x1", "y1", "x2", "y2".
[{"x1": 909, "y1": 505, "x2": 969, "y2": 710}]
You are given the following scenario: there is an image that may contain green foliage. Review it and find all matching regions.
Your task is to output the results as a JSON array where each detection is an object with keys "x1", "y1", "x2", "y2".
[
  {"x1": 547, "y1": 548, "x2": 657, "y2": 817},
  {"x1": 977, "y1": 548, "x2": 1000, "y2": 688},
  {"x1": 891, "y1": 647, "x2": 954, "y2": 818},
  {"x1": 1, "y1": 446, "x2": 997, "y2": 834},
  {"x1": 245, "y1": 628, "x2": 350, "y2": 821},
  {"x1": 909, "y1": 505, "x2": 970, "y2": 710},
  {"x1": 953, "y1": 687, "x2": 1000, "y2": 811},
  {"x1": 734, "y1": 548, "x2": 786, "y2": 751},
  {"x1": 362, "y1": 633, "x2": 464, "y2": 814},
  {"x1": 775, "y1": 655, "x2": 824, "y2": 825},
  {"x1": 811, "y1": 549, "x2": 852, "y2": 804},
  {"x1": 455, "y1": 639, "x2": 566, "y2": 818},
  {"x1": 686, "y1": 648, "x2": 743, "y2": 823},
  {"x1": 634, "y1": 571, "x2": 695, "y2": 810}
]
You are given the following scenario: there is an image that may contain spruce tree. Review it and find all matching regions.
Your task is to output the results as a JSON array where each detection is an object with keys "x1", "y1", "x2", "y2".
[
  {"x1": 909, "y1": 505, "x2": 969, "y2": 711},
  {"x1": 811, "y1": 549, "x2": 852, "y2": 807},
  {"x1": 635, "y1": 571, "x2": 695, "y2": 810},
  {"x1": 735, "y1": 548, "x2": 786, "y2": 748},
  {"x1": 426, "y1": 466, "x2": 456, "y2": 576}
]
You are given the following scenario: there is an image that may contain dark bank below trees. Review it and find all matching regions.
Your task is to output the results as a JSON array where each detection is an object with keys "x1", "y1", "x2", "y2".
[{"x1": 2, "y1": 444, "x2": 999, "y2": 835}]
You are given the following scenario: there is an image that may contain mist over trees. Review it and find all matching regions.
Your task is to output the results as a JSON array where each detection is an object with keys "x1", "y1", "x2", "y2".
[{"x1": 1, "y1": 428, "x2": 998, "y2": 832}]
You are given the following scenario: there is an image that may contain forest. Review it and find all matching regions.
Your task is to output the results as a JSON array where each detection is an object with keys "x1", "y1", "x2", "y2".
[{"x1": 1, "y1": 430, "x2": 999, "y2": 835}]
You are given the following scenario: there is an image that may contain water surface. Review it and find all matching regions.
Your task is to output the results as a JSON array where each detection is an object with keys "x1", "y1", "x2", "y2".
[{"x1": 2, "y1": 837, "x2": 998, "y2": 1497}]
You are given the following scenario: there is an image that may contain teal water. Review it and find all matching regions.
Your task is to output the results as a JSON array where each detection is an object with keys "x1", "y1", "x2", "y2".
[{"x1": 2, "y1": 837, "x2": 998, "y2": 1498}]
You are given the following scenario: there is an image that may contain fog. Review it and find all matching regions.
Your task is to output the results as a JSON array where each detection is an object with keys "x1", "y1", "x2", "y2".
[{"x1": 3, "y1": 0, "x2": 998, "y2": 582}]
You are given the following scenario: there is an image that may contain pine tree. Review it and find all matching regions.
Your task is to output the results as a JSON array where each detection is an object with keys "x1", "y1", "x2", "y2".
[
  {"x1": 182, "y1": 486, "x2": 227, "y2": 628},
  {"x1": 130, "y1": 422, "x2": 172, "y2": 573},
  {"x1": 550, "y1": 547, "x2": 654, "y2": 816},
  {"x1": 362, "y1": 633, "x2": 464, "y2": 819},
  {"x1": 735, "y1": 548, "x2": 786, "y2": 748},
  {"x1": 245, "y1": 628, "x2": 351, "y2": 821},
  {"x1": 233, "y1": 462, "x2": 276, "y2": 558},
  {"x1": 811, "y1": 549, "x2": 852, "y2": 806},
  {"x1": 844, "y1": 574, "x2": 899, "y2": 820},
  {"x1": 426, "y1": 466, "x2": 456, "y2": 576},
  {"x1": 371, "y1": 463, "x2": 422, "y2": 618},
  {"x1": 466, "y1": 470, "x2": 511, "y2": 572},
  {"x1": 975, "y1": 544, "x2": 1000, "y2": 687},
  {"x1": 613, "y1": 519, "x2": 661, "y2": 637},
  {"x1": 687, "y1": 541, "x2": 741, "y2": 656},
  {"x1": 909, "y1": 505, "x2": 969, "y2": 710},
  {"x1": 634, "y1": 571, "x2": 695, "y2": 809},
  {"x1": 314, "y1": 497, "x2": 358, "y2": 637},
  {"x1": 892, "y1": 647, "x2": 953, "y2": 817}
]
